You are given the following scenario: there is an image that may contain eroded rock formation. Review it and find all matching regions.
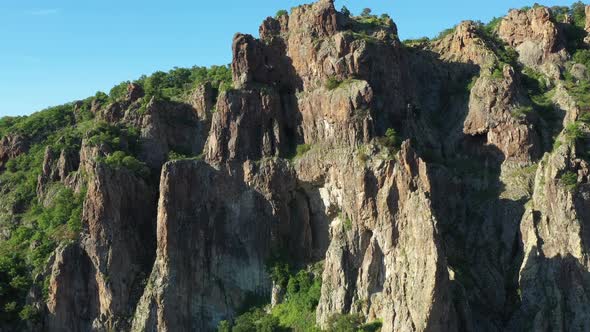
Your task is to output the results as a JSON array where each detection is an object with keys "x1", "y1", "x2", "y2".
[{"x1": 5, "y1": 2, "x2": 588, "y2": 332}]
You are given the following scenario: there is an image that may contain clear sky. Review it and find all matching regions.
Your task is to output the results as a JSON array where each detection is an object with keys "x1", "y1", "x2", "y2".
[{"x1": 0, "y1": 0, "x2": 582, "y2": 117}]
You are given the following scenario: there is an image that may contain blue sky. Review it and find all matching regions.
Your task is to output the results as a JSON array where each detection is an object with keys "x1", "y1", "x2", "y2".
[{"x1": 0, "y1": 0, "x2": 582, "y2": 116}]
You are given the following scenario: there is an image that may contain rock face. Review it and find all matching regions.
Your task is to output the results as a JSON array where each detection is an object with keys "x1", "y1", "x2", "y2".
[
  {"x1": 45, "y1": 162, "x2": 157, "y2": 331},
  {"x1": 37, "y1": 147, "x2": 80, "y2": 198},
  {"x1": 205, "y1": 88, "x2": 289, "y2": 163},
  {"x1": 432, "y1": 21, "x2": 496, "y2": 67},
  {"x1": 465, "y1": 65, "x2": 541, "y2": 162},
  {"x1": 0, "y1": 133, "x2": 29, "y2": 170},
  {"x1": 307, "y1": 142, "x2": 458, "y2": 331},
  {"x1": 5, "y1": 2, "x2": 588, "y2": 332},
  {"x1": 498, "y1": 7, "x2": 567, "y2": 70},
  {"x1": 190, "y1": 82, "x2": 215, "y2": 123},
  {"x1": 131, "y1": 160, "x2": 279, "y2": 331},
  {"x1": 510, "y1": 143, "x2": 590, "y2": 331},
  {"x1": 133, "y1": 99, "x2": 204, "y2": 168},
  {"x1": 81, "y1": 164, "x2": 157, "y2": 330},
  {"x1": 45, "y1": 243, "x2": 97, "y2": 332}
]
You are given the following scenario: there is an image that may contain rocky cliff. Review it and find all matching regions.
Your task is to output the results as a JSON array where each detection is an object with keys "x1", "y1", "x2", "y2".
[{"x1": 1, "y1": 1, "x2": 590, "y2": 331}]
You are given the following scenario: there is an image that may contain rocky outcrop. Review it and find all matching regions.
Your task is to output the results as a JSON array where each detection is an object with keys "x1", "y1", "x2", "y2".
[
  {"x1": 45, "y1": 243, "x2": 97, "y2": 332},
  {"x1": 510, "y1": 142, "x2": 590, "y2": 331},
  {"x1": 80, "y1": 164, "x2": 157, "y2": 331},
  {"x1": 28, "y1": 2, "x2": 590, "y2": 332},
  {"x1": 498, "y1": 7, "x2": 567, "y2": 71},
  {"x1": 432, "y1": 21, "x2": 496, "y2": 67},
  {"x1": 0, "y1": 133, "x2": 29, "y2": 170},
  {"x1": 131, "y1": 99, "x2": 204, "y2": 168},
  {"x1": 205, "y1": 88, "x2": 290, "y2": 163},
  {"x1": 302, "y1": 142, "x2": 459, "y2": 331},
  {"x1": 465, "y1": 65, "x2": 541, "y2": 162},
  {"x1": 189, "y1": 82, "x2": 215, "y2": 123},
  {"x1": 46, "y1": 160, "x2": 157, "y2": 331},
  {"x1": 37, "y1": 147, "x2": 80, "y2": 199},
  {"x1": 126, "y1": 83, "x2": 145, "y2": 102},
  {"x1": 131, "y1": 160, "x2": 278, "y2": 331},
  {"x1": 297, "y1": 79, "x2": 374, "y2": 146}
]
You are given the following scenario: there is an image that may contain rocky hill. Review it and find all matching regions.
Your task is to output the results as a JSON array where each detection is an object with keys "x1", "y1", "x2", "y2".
[{"x1": 1, "y1": 1, "x2": 590, "y2": 331}]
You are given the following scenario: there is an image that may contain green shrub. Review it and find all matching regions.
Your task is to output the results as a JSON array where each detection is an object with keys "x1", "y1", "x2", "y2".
[
  {"x1": 0, "y1": 104, "x2": 76, "y2": 142},
  {"x1": 219, "y1": 265, "x2": 323, "y2": 331},
  {"x1": 573, "y1": 50, "x2": 590, "y2": 67},
  {"x1": 383, "y1": 128, "x2": 399, "y2": 150},
  {"x1": 218, "y1": 81, "x2": 234, "y2": 93},
  {"x1": 512, "y1": 105, "x2": 533, "y2": 119},
  {"x1": 0, "y1": 183, "x2": 86, "y2": 323},
  {"x1": 339, "y1": 212, "x2": 352, "y2": 231},
  {"x1": 361, "y1": 8, "x2": 372, "y2": 17},
  {"x1": 484, "y1": 17, "x2": 502, "y2": 35},
  {"x1": 361, "y1": 319, "x2": 384, "y2": 332},
  {"x1": 357, "y1": 146, "x2": 369, "y2": 163},
  {"x1": 466, "y1": 76, "x2": 478, "y2": 92},
  {"x1": 266, "y1": 252, "x2": 291, "y2": 289},
  {"x1": 294, "y1": 144, "x2": 312, "y2": 159},
  {"x1": 341, "y1": 6, "x2": 351, "y2": 17},
  {"x1": 217, "y1": 320, "x2": 231, "y2": 332},
  {"x1": 109, "y1": 81, "x2": 130, "y2": 102},
  {"x1": 327, "y1": 313, "x2": 364, "y2": 331},
  {"x1": 94, "y1": 91, "x2": 108, "y2": 105},
  {"x1": 571, "y1": 1, "x2": 587, "y2": 28},
  {"x1": 18, "y1": 305, "x2": 40, "y2": 322},
  {"x1": 103, "y1": 151, "x2": 149, "y2": 178},
  {"x1": 560, "y1": 171, "x2": 578, "y2": 191},
  {"x1": 564, "y1": 77, "x2": 590, "y2": 109},
  {"x1": 275, "y1": 10, "x2": 288, "y2": 18},
  {"x1": 134, "y1": 65, "x2": 232, "y2": 102},
  {"x1": 231, "y1": 308, "x2": 285, "y2": 332},
  {"x1": 403, "y1": 37, "x2": 430, "y2": 46},
  {"x1": 325, "y1": 77, "x2": 342, "y2": 90},
  {"x1": 167, "y1": 151, "x2": 201, "y2": 161},
  {"x1": 492, "y1": 65, "x2": 505, "y2": 80},
  {"x1": 272, "y1": 270, "x2": 322, "y2": 330},
  {"x1": 565, "y1": 122, "x2": 585, "y2": 142},
  {"x1": 436, "y1": 26, "x2": 456, "y2": 40}
]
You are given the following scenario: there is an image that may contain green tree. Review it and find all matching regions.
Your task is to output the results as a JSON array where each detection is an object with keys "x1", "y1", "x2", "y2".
[
  {"x1": 327, "y1": 313, "x2": 363, "y2": 331},
  {"x1": 341, "y1": 6, "x2": 351, "y2": 17},
  {"x1": 361, "y1": 8, "x2": 372, "y2": 17},
  {"x1": 144, "y1": 71, "x2": 167, "y2": 98},
  {"x1": 276, "y1": 9, "x2": 288, "y2": 18},
  {"x1": 109, "y1": 81, "x2": 130, "y2": 101}
]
